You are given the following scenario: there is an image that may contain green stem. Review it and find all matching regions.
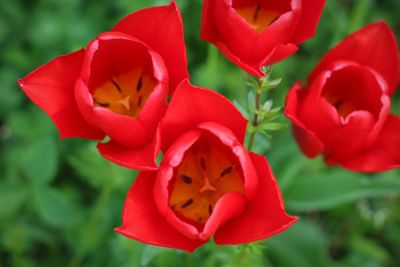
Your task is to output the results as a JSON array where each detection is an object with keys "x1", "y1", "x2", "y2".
[
  {"x1": 247, "y1": 66, "x2": 272, "y2": 151},
  {"x1": 247, "y1": 88, "x2": 262, "y2": 151}
]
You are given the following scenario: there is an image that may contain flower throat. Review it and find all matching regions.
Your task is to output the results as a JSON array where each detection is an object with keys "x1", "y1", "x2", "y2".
[
  {"x1": 169, "y1": 135, "x2": 245, "y2": 224},
  {"x1": 234, "y1": 3, "x2": 281, "y2": 32},
  {"x1": 92, "y1": 68, "x2": 155, "y2": 117}
]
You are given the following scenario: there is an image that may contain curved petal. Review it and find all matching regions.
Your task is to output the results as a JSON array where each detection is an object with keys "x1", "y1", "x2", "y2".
[
  {"x1": 17, "y1": 50, "x2": 104, "y2": 140},
  {"x1": 116, "y1": 171, "x2": 205, "y2": 252},
  {"x1": 211, "y1": 40, "x2": 297, "y2": 77},
  {"x1": 284, "y1": 82, "x2": 324, "y2": 157},
  {"x1": 291, "y1": 0, "x2": 326, "y2": 43},
  {"x1": 214, "y1": 153, "x2": 297, "y2": 244},
  {"x1": 154, "y1": 130, "x2": 203, "y2": 239},
  {"x1": 325, "y1": 110, "x2": 375, "y2": 164},
  {"x1": 201, "y1": 0, "x2": 299, "y2": 76},
  {"x1": 339, "y1": 115, "x2": 400, "y2": 172},
  {"x1": 297, "y1": 71, "x2": 342, "y2": 145},
  {"x1": 97, "y1": 127, "x2": 161, "y2": 171},
  {"x1": 160, "y1": 80, "x2": 248, "y2": 150},
  {"x1": 200, "y1": 192, "x2": 246, "y2": 241},
  {"x1": 113, "y1": 2, "x2": 188, "y2": 93},
  {"x1": 309, "y1": 21, "x2": 400, "y2": 95}
]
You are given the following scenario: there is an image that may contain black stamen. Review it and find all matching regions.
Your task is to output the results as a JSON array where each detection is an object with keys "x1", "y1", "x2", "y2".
[
  {"x1": 208, "y1": 205, "x2": 213, "y2": 215},
  {"x1": 137, "y1": 96, "x2": 142, "y2": 107},
  {"x1": 181, "y1": 199, "x2": 193, "y2": 209},
  {"x1": 136, "y1": 76, "x2": 143, "y2": 92},
  {"x1": 181, "y1": 175, "x2": 192, "y2": 184},
  {"x1": 111, "y1": 79, "x2": 122, "y2": 93},
  {"x1": 200, "y1": 157, "x2": 207, "y2": 171},
  {"x1": 220, "y1": 166, "x2": 233, "y2": 177},
  {"x1": 94, "y1": 100, "x2": 110, "y2": 108},
  {"x1": 253, "y1": 4, "x2": 261, "y2": 22}
]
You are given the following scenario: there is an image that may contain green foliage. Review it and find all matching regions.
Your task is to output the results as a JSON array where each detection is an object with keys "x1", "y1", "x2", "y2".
[{"x1": 1, "y1": 0, "x2": 400, "y2": 266}]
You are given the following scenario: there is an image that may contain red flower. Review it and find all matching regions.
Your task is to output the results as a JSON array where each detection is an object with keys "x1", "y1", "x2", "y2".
[
  {"x1": 201, "y1": 0, "x2": 326, "y2": 76},
  {"x1": 116, "y1": 81, "x2": 297, "y2": 252},
  {"x1": 284, "y1": 22, "x2": 400, "y2": 172},
  {"x1": 17, "y1": 2, "x2": 188, "y2": 170}
]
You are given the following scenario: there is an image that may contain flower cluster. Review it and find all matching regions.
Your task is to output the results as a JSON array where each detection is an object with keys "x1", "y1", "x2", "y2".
[{"x1": 18, "y1": 0, "x2": 400, "y2": 253}]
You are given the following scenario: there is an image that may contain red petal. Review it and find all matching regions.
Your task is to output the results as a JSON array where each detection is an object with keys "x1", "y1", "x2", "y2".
[
  {"x1": 201, "y1": 0, "x2": 298, "y2": 76},
  {"x1": 116, "y1": 171, "x2": 205, "y2": 252},
  {"x1": 212, "y1": 41, "x2": 298, "y2": 77},
  {"x1": 17, "y1": 50, "x2": 104, "y2": 140},
  {"x1": 113, "y1": 2, "x2": 188, "y2": 93},
  {"x1": 160, "y1": 80, "x2": 248, "y2": 150},
  {"x1": 339, "y1": 115, "x2": 400, "y2": 172},
  {"x1": 325, "y1": 111, "x2": 375, "y2": 164},
  {"x1": 154, "y1": 130, "x2": 204, "y2": 239},
  {"x1": 97, "y1": 127, "x2": 161, "y2": 171},
  {"x1": 200, "y1": 192, "x2": 246, "y2": 241},
  {"x1": 309, "y1": 22, "x2": 400, "y2": 95},
  {"x1": 291, "y1": 0, "x2": 326, "y2": 43},
  {"x1": 284, "y1": 82, "x2": 324, "y2": 158},
  {"x1": 214, "y1": 153, "x2": 297, "y2": 244}
]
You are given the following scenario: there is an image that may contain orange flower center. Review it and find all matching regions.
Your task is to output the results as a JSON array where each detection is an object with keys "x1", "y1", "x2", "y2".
[
  {"x1": 92, "y1": 68, "x2": 156, "y2": 117},
  {"x1": 234, "y1": 3, "x2": 281, "y2": 32},
  {"x1": 169, "y1": 136, "x2": 245, "y2": 224}
]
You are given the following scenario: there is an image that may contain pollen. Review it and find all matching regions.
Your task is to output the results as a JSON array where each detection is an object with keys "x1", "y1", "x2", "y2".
[
  {"x1": 235, "y1": 3, "x2": 281, "y2": 32},
  {"x1": 168, "y1": 135, "x2": 245, "y2": 224},
  {"x1": 92, "y1": 68, "x2": 156, "y2": 117}
]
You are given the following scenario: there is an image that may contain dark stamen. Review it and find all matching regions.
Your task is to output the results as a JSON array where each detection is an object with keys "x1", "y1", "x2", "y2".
[
  {"x1": 334, "y1": 100, "x2": 344, "y2": 109},
  {"x1": 200, "y1": 157, "x2": 207, "y2": 171},
  {"x1": 137, "y1": 96, "x2": 142, "y2": 107},
  {"x1": 253, "y1": 4, "x2": 261, "y2": 22},
  {"x1": 94, "y1": 100, "x2": 110, "y2": 108},
  {"x1": 270, "y1": 17, "x2": 279, "y2": 24},
  {"x1": 111, "y1": 79, "x2": 122, "y2": 93},
  {"x1": 181, "y1": 199, "x2": 193, "y2": 209},
  {"x1": 136, "y1": 76, "x2": 143, "y2": 92},
  {"x1": 208, "y1": 205, "x2": 213, "y2": 215},
  {"x1": 220, "y1": 166, "x2": 233, "y2": 177},
  {"x1": 181, "y1": 175, "x2": 192, "y2": 184}
]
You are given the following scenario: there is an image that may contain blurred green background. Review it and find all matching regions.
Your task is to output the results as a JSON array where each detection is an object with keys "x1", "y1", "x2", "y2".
[{"x1": 1, "y1": 0, "x2": 400, "y2": 266}]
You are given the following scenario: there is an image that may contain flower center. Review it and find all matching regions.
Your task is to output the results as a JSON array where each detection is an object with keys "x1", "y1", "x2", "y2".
[
  {"x1": 321, "y1": 66, "x2": 383, "y2": 119},
  {"x1": 92, "y1": 68, "x2": 156, "y2": 117},
  {"x1": 169, "y1": 136, "x2": 245, "y2": 224},
  {"x1": 234, "y1": 3, "x2": 281, "y2": 32},
  {"x1": 323, "y1": 93, "x2": 357, "y2": 118}
]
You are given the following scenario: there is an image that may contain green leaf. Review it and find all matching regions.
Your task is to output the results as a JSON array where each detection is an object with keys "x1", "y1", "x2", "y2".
[
  {"x1": 22, "y1": 137, "x2": 58, "y2": 185},
  {"x1": 68, "y1": 143, "x2": 133, "y2": 190},
  {"x1": 34, "y1": 186, "x2": 74, "y2": 227},
  {"x1": 141, "y1": 245, "x2": 168, "y2": 266},
  {"x1": 0, "y1": 182, "x2": 28, "y2": 219},
  {"x1": 285, "y1": 170, "x2": 400, "y2": 212},
  {"x1": 257, "y1": 122, "x2": 288, "y2": 132},
  {"x1": 266, "y1": 220, "x2": 331, "y2": 267}
]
